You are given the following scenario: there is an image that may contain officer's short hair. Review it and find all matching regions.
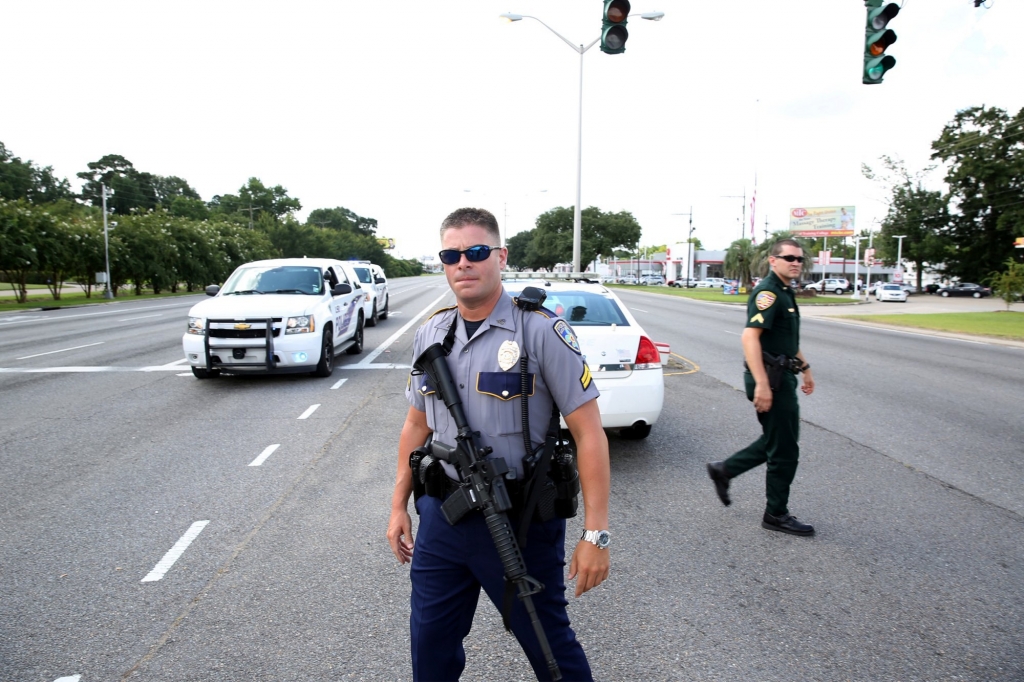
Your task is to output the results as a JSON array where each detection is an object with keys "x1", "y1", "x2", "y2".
[
  {"x1": 771, "y1": 238, "x2": 804, "y2": 256},
  {"x1": 440, "y1": 208, "x2": 501, "y2": 244}
]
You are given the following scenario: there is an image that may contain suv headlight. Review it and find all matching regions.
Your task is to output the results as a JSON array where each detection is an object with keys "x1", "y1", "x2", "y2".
[
  {"x1": 285, "y1": 315, "x2": 315, "y2": 334},
  {"x1": 187, "y1": 317, "x2": 206, "y2": 335}
]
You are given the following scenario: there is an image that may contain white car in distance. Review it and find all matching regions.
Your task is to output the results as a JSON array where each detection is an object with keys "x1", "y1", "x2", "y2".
[
  {"x1": 876, "y1": 283, "x2": 908, "y2": 303},
  {"x1": 347, "y1": 261, "x2": 389, "y2": 327},
  {"x1": 183, "y1": 258, "x2": 366, "y2": 379},
  {"x1": 501, "y1": 273, "x2": 666, "y2": 439}
]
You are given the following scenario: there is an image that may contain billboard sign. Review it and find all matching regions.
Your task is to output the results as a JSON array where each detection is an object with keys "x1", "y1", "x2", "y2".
[{"x1": 789, "y1": 206, "x2": 855, "y2": 237}]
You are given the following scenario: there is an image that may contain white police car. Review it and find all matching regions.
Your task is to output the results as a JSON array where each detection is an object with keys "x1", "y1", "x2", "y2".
[
  {"x1": 182, "y1": 258, "x2": 366, "y2": 379},
  {"x1": 346, "y1": 261, "x2": 389, "y2": 327},
  {"x1": 502, "y1": 273, "x2": 667, "y2": 439}
]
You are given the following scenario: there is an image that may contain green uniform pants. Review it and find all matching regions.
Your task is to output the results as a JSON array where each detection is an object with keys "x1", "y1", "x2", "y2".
[{"x1": 724, "y1": 371, "x2": 801, "y2": 516}]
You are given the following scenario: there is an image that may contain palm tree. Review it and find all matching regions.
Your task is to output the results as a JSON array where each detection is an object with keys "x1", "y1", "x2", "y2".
[{"x1": 724, "y1": 238, "x2": 757, "y2": 289}]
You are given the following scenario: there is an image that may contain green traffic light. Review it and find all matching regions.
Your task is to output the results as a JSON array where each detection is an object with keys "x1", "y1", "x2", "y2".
[
  {"x1": 601, "y1": 0, "x2": 631, "y2": 55},
  {"x1": 863, "y1": 0, "x2": 899, "y2": 84}
]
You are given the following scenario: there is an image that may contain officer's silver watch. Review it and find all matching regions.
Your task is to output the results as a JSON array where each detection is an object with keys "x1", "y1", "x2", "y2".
[{"x1": 580, "y1": 529, "x2": 611, "y2": 550}]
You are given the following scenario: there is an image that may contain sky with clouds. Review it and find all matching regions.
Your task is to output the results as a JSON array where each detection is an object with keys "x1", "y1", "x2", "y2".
[{"x1": 1, "y1": 0, "x2": 1020, "y2": 260}]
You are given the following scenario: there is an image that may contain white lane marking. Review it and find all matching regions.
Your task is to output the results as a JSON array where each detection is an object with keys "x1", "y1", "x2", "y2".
[
  {"x1": 53, "y1": 676, "x2": 81, "y2": 682},
  {"x1": 141, "y1": 521, "x2": 210, "y2": 582},
  {"x1": 298, "y1": 404, "x2": 320, "y2": 420},
  {"x1": 630, "y1": 307, "x2": 649, "y2": 313},
  {"x1": 118, "y1": 313, "x2": 163, "y2": 322},
  {"x1": 0, "y1": 363, "x2": 416, "y2": 373},
  {"x1": 249, "y1": 444, "x2": 280, "y2": 467},
  {"x1": 16, "y1": 342, "x2": 104, "y2": 360},
  {"x1": 0, "y1": 301, "x2": 194, "y2": 327},
  {"x1": 722, "y1": 330, "x2": 741, "y2": 336},
  {"x1": 348, "y1": 292, "x2": 450, "y2": 369},
  {"x1": 177, "y1": 372, "x2": 192, "y2": 376},
  {"x1": 330, "y1": 378, "x2": 348, "y2": 390},
  {"x1": 163, "y1": 358, "x2": 189, "y2": 366}
]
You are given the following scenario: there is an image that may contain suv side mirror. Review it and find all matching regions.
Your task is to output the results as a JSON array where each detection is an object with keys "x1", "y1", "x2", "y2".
[
  {"x1": 205, "y1": 284, "x2": 220, "y2": 296},
  {"x1": 332, "y1": 282, "x2": 352, "y2": 296},
  {"x1": 374, "y1": 275, "x2": 386, "y2": 284}
]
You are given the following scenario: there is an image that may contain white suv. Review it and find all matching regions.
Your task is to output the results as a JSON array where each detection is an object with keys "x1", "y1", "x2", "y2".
[
  {"x1": 182, "y1": 258, "x2": 366, "y2": 379},
  {"x1": 806, "y1": 278, "x2": 852, "y2": 295},
  {"x1": 347, "y1": 262, "x2": 389, "y2": 327}
]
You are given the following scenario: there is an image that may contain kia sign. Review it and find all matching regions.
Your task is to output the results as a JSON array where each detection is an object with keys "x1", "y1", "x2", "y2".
[{"x1": 789, "y1": 206, "x2": 856, "y2": 237}]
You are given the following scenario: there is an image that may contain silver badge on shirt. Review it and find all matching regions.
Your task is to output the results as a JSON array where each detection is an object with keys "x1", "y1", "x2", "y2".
[{"x1": 497, "y1": 339, "x2": 520, "y2": 371}]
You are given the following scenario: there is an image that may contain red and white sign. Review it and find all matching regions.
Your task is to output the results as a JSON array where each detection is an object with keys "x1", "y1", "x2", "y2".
[
  {"x1": 865, "y1": 248, "x2": 875, "y2": 267},
  {"x1": 818, "y1": 250, "x2": 832, "y2": 265},
  {"x1": 893, "y1": 269, "x2": 904, "y2": 283}
]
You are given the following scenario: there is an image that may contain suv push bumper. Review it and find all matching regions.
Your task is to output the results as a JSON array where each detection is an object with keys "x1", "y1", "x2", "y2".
[{"x1": 182, "y1": 317, "x2": 321, "y2": 373}]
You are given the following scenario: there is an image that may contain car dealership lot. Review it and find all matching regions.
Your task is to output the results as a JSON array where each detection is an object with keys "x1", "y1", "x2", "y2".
[{"x1": 1, "y1": 278, "x2": 1022, "y2": 681}]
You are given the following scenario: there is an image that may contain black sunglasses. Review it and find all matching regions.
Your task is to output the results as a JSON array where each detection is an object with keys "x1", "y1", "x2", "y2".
[
  {"x1": 438, "y1": 245, "x2": 501, "y2": 265},
  {"x1": 774, "y1": 255, "x2": 805, "y2": 263}
]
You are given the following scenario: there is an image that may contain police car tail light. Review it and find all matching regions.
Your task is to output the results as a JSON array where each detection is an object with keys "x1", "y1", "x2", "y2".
[{"x1": 634, "y1": 336, "x2": 662, "y2": 369}]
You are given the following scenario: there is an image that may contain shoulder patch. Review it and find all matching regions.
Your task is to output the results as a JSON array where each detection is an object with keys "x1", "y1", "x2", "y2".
[
  {"x1": 552, "y1": 319, "x2": 581, "y2": 354},
  {"x1": 426, "y1": 305, "x2": 457, "y2": 320},
  {"x1": 527, "y1": 305, "x2": 557, "y2": 319},
  {"x1": 750, "y1": 313, "x2": 765, "y2": 324},
  {"x1": 755, "y1": 291, "x2": 776, "y2": 310}
]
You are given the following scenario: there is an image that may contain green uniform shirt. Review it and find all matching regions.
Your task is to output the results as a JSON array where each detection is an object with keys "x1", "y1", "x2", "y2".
[{"x1": 746, "y1": 271, "x2": 800, "y2": 358}]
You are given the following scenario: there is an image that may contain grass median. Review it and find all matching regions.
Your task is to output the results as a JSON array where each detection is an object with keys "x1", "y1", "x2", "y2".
[
  {"x1": 837, "y1": 311, "x2": 1024, "y2": 340},
  {"x1": 604, "y1": 284, "x2": 855, "y2": 305},
  {"x1": 0, "y1": 289, "x2": 202, "y2": 312}
]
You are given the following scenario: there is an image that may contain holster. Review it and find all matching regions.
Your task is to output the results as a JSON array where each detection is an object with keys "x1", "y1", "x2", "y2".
[{"x1": 745, "y1": 351, "x2": 799, "y2": 392}]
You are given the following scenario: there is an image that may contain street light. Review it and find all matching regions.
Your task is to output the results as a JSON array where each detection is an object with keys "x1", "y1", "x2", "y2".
[
  {"x1": 500, "y1": 10, "x2": 665, "y2": 273},
  {"x1": 851, "y1": 236, "x2": 868, "y2": 300},
  {"x1": 672, "y1": 208, "x2": 695, "y2": 287},
  {"x1": 102, "y1": 183, "x2": 114, "y2": 300}
]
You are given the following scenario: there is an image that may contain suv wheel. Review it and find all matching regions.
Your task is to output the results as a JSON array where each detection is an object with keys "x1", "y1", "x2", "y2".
[
  {"x1": 312, "y1": 327, "x2": 334, "y2": 377},
  {"x1": 973, "y1": 292, "x2": 981, "y2": 298},
  {"x1": 346, "y1": 314, "x2": 364, "y2": 355},
  {"x1": 378, "y1": 295, "x2": 389, "y2": 320},
  {"x1": 940, "y1": 291, "x2": 949, "y2": 297},
  {"x1": 834, "y1": 288, "x2": 844, "y2": 295},
  {"x1": 367, "y1": 301, "x2": 378, "y2": 327},
  {"x1": 191, "y1": 365, "x2": 220, "y2": 379}
]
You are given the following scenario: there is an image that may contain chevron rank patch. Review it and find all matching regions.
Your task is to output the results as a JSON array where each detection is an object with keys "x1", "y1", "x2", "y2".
[
  {"x1": 553, "y1": 320, "x2": 581, "y2": 354},
  {"x1": 750, "y1": 313, "x2": 765, "y2": 324},
  {"x1": 755, "y1": 291, "x2": 776, "y2": 310},
  {"x1": 580, "y1": 363, "x2": 592, "y2": 390}
]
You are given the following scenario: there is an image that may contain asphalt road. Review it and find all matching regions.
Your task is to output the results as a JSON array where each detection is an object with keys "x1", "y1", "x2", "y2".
[{"x1": 1, "y1": 279, "x2": 1021, "y2": 681}]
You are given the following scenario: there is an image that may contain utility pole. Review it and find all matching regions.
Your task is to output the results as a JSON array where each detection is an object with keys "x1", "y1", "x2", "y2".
[
  {"x1": 721, "y1": 189, "x2": 746, "y2": 241},
  {"x1": 894, "y1": 234, "x2": 907, "y2": 284},
  {"x1": 239, "y1": 203, "x2": 257, "y2": 229},
  {"x1": 102, "y1": 183, "x2": 113, "y2": 300},
  {"x1": 672, "y1": 208, "x2": 695, "y2": 287}
]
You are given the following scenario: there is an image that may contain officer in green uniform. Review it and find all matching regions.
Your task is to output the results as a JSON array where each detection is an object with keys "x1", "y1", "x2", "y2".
[{"x1": 707, "y1": 238, "x2": 817, "y2": 536}]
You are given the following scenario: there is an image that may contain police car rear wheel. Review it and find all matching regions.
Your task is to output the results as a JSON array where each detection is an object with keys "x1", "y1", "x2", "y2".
[
  {"x1": 367, "y1": 301, "x2": 378, "y2": 327},
  {"x1": 312, "y1": 327, "x2": 334, "y2": 377},
  {"x1": 378, "y1": 295, "x2": 388, "y2": 320},
  {"x1": 191, "y1": 366, "x2": 220, "y2": 379},
  {"x1": 346, "y1": 315, "x2": 364, "y2": 355}
]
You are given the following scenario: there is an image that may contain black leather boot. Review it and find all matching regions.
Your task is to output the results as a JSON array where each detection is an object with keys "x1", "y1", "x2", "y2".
[
  {"x1": 706, "y1": 461, "x2": 731, "y2": 506},
  {"x1": 761, "y1": 511, "x2": 814, "y2": 536}
]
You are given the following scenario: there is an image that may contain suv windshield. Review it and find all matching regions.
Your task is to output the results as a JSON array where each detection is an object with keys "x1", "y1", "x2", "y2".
[
  {"x1": 222, "y1": 266, "x2": 325, "y2": 295},
  {"x1": 353, "y1": 267, "x2": 373, "y2": 285}
]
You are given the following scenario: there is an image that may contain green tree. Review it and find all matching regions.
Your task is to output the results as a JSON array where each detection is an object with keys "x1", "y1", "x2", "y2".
[
  {"x1": 531, "y1": 206, "x2": 642, "y2": 270},
  {"x1": 0, "y1": 199, "x2": 41, "y2": 302},
  {"x1": 863, "y1": 156, "x2": 950, "y2": 291},
  {"x1": 210, "y1": 178, "x2": 301, "y2": 224},
  {"x1": 724, "y1": 238, "x2": 757, "y2": 288},
  {"x1": 0, "y1": 142, "x2": 73, "y2": 204},
  {"x1": 505, "y1": 230, "x2": 534, "y2": 270},
  {"x1": 307, "y1": 206, "x2": 378, "y2": 236},
  {"x1": 77, "y1": 154, "x2": 160, "y2": 214},
  {"x1": 987, "y1": 258, "x2": 1024, "y2": 310},
  {"x1": 931, "y1": 106, "x2": 1024, "y2": 282}
]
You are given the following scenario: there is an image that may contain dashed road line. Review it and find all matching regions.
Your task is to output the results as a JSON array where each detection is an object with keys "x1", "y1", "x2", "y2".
[
  {"x1": 249, "y1": 444, "x2": 280, "y2": 467},
  {"x1": 330, "y1": 378, "x2": 348, "y2": 390},
  {"x1": 53, "y1": 676, "x2": 81, "y2": 682},
  {"x1": 297, "y1": 404, "x2": 320, "y2": 420},
  {"x1": 141, "y1": 521, "x2": 210, "y2": 583},
  {"x1": 118, "y1": 313, "x2": 163, "y2": 322},
  {"x1": 348, "y1": 291, "x2": 449, "y2": 370}
]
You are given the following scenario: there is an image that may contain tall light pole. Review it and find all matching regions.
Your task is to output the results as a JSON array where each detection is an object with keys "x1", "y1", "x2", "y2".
[
  {"x1": 851, "y1": 236, "x2": 867, "y2": 300},
  {"x1": 893, "y1": 234, "x2": 907, "y2": 284},
  {"x1": 102, "y1": 183, "x2": 113, "y2": 300},
  {"x1": 672, "y1": 208, "x2": 694, "y2": 287},
  {"x1": 500, "y1": 10, "x2": 665, "y2": 273}
]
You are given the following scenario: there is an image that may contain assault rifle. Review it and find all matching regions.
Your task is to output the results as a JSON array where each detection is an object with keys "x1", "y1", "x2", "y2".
[{"x1": 414, "y1": 341, "x2": 562, "y2": 681}]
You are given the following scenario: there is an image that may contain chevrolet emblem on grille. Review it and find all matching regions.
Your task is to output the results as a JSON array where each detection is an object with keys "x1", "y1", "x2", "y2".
[{"x1": 234, "y1": 323, "x2": 252, "y2": 330}]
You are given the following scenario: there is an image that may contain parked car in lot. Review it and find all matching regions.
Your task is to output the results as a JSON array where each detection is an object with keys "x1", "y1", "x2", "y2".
[
  {"x1": 924, "y1": 283, "x2": 941, "y2": 294},
  {"x1": 693, "y1": 277, "x2": 726, "y2": 288},
  {"x1": 876, "y1": 284, "x2": 908, "y2": 303},
  {"x1": 616, "y1": 274, "x2": 639, "y2": 285},
  {"x1": 346, "y1": 261, "x2": 389, "y2": 327},
  {"x1": 502, "y1": 274, "x2": 667, "y2": 439},
  {"x1": 183, "y1": 258, "x2": 365, "y2": 379},
  {"x1": 670, "y1": 279, "x2": 698, "y2": 288},
  {"x1": 937, "y1": 282, "x2": 991, "y2": 298},
  {"x1": 639, "y1": 274, "x2": 665, "y2": 286},
  {"x1": 805, "y1": 278, "x2": 852, "y2": 295}
]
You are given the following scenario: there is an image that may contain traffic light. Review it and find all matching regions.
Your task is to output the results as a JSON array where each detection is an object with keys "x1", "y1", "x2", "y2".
[
  {"x1": 863, "y1": 0, "x2": 899, "y2": 84},
  {"x1": 601, "y1": 0, "x2": 630, "y2": 55}
]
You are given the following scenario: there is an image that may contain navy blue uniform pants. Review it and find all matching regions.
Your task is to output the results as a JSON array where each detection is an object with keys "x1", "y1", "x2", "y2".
[{"x1": 410, "y1": 495, "x2": 592, "y2": 682}]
